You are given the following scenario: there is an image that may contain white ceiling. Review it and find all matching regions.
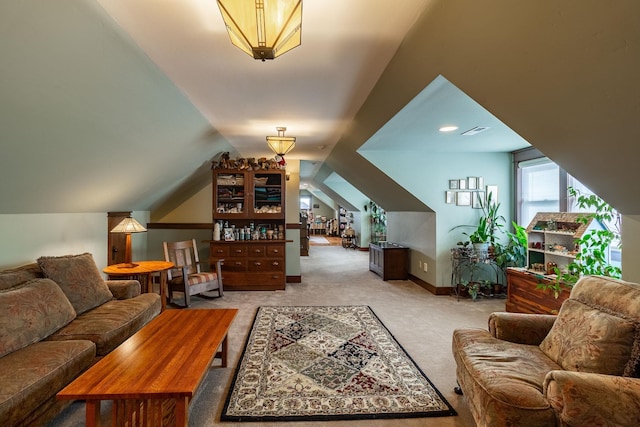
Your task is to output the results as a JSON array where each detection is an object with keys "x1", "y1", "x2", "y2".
[{"x1": 97, "y1": 0, "x2": 436, "y2": 171}]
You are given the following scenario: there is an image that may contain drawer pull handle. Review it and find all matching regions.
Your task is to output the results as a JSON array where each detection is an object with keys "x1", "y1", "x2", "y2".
[
  {"x1": 272, "y1": 261, "x2": 279, "y2": 266},
  {"x1": 272, "y1": 275, "x2": 279, "y2": 279},
  {"x1": 235, "y1": 249, "x2": 242, "y2": 253},
  {"x1": 217, "y1": 250, "x2": 224, "y2": 254},
  {"x1": 254, "y1": 262, "x2": 262, "y2": 266},
  {"x1": 254, "y1": 250, "x2": 262, "y2": 254},
  {"x1": 235, "y1": 261, "x2": 242, "y2": 266},
  {"x1": 273, "y1": 250, "x2": 279, "y2": 253}
]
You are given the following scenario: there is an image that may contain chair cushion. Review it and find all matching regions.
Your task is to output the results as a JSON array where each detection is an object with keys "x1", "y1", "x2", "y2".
[
  {"x1": 38, "y1": 253, "x2": 113, "y2": 314},
  {"x1": 170, "y1": 272, "x2": 218, "y2": 286},
  {"x1": 540, "y1": 298, "x2": 637, "y2": 376},
  {"x1": 0, "y1": 278, "x2": 76, "y2": 358}
]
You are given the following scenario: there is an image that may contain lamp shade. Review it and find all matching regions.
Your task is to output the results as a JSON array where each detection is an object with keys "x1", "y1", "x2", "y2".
[
  {"x1": 217, "y1": 0, "x2": 302, "y2": 61},
  {"x1": 110, "y1": 217, "x2": 146, "y2": 268},
  {"x1": 110, "y1": 217, "x2": 147, "y2": 233},
  {"x1": 266, "y1": 126, "x2": 296, "y2": 156}
]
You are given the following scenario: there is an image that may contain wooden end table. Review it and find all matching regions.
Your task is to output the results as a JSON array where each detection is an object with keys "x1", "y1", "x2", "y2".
[
  {"x1": 57, "y1": 309, "x2": 237, "y2": 427},
  {"x1": 103, "y1": 260, "x2": 174, "y2": 311}
]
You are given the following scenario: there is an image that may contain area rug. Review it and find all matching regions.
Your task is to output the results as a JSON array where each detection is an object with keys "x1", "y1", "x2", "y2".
[{"x1": 221, "y1": 305, "x2": 456, "y2": 422}]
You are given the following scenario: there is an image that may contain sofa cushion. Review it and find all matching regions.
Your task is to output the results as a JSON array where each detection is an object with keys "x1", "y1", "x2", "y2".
[
  {"x1": 46, "y1": 293, "x2": 161, "y2": 356},
  {"x1": 0, "y1": 278, "x2": 77, "y2": 358},
  {"x1": 0, "y1": 263, "x2": 43, "y2": 291},
  {"x1": 0, "y1": 340, "x2": 95, "y2": 426},
  {"x1": 38, "y1": 253, "x2": 113, "y2": 315},
  {"x1": 540, "y1": 298, "x2": 637, "y2": 376}
]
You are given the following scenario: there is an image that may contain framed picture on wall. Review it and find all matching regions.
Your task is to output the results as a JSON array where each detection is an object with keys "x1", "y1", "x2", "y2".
[
  {"x1": 472, "y1": 191, "x2": 485, "y2": 209},
  {"x1": 468, "y1": 177, "x2": 477, "y2": 190},
  {"x1": 446, "y1": 191, "x2": 456, "y2": 204},
  {"x1": 486, "y1": 185, "x2": 498, "y2": 203},
  {"x1": 449, "y1": 179, "x2": 459, "y2": 189},
  {"x1": 456, "y1": 191, "x2": 471, "y2": 206},
  {"x1": 459, "y1": 179, "x2": 467, "y2": 190},
  {"x1": 477, "y1": 176, "x2": 484, "y2": 189}
]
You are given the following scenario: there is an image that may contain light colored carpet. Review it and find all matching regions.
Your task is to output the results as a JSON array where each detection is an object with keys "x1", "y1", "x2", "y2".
[{"x1": 48, "y1": 245, "x2": 502, "y2": 427}]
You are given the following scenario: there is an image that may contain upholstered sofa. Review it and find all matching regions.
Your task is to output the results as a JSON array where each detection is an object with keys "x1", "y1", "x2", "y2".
[
  {"x1": 453, "y1": 275, "x2": 640, "y2": 427},
  {"x1": 0, "y1": 253, "x2": 161, "y2": 426}
]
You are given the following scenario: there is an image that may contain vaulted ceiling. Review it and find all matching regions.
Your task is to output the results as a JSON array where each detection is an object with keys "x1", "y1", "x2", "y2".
[{"x1": 2, "y1": 1, "x2": 639, "y2": 216}]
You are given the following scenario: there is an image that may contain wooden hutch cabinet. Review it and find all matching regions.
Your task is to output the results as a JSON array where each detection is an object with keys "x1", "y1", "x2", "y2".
[{"x1": 208, "y1": 169, "x2": 286, "y2": 291}]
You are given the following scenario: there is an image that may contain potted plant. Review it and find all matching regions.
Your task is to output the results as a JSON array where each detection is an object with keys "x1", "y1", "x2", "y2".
[{"x1": 494, "y1": 222, "x2": 528, "y2": 269}]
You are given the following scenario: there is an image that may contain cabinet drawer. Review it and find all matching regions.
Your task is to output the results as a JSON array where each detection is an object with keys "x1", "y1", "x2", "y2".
[
  {"x1": 229, "y1": 245, "x2": 248, "y2": 256},
  {"x1": 248, "y1": 258, "x2": 284, "y2": 272},
  {"x1": 209, "y1": 245, "x2": 229, "y2": 257},
  {"x1": 223, "y1": 258, "x2": 247, "y2": 271},
  {"x1": 266, "y1": 245, "x2": 284, "y2": 256},
  {"x1": 248, "y1": 245, "x2": 266, "y2": 256}
]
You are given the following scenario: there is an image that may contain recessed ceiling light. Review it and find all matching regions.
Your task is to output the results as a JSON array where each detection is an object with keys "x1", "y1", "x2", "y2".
[{"x1": 439, "y1": 126, "x2": 459, "y2": 132}]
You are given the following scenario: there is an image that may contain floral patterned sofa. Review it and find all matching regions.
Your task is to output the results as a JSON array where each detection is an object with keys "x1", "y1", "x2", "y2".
[
  {"x1": 0, "y1": 253, "x2": 161, "y2": 426},
  {"x1": 452, "y1": 275, "x2": 640, "y2": 427}
]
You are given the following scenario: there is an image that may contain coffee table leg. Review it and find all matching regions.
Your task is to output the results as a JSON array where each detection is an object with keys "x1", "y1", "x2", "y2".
[
  {"x1": 221, "y1": 334, "x2": 228, "y2": 367},
  {"x1": 85, "y1": 400, "x2": 101, "y2": 427},
  {"x1": 175, "y1": 396, "x2": 189, "y2": 427}
]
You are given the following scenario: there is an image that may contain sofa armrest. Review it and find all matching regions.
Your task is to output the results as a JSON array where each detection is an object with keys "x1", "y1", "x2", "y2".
[
  {"x1": 106, "y1": 280, "x2": 141, "y2": 299},
  {"x1": 544, "y1": 370, "x2": 640, "y2": 426},
  {"x1": 488, "y1": 312, "x2": 557, "y2": 345}
]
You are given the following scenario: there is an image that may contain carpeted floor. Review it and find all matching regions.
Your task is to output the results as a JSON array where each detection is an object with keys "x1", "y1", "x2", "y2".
[
  {"x1": 48, "y1": 245, "x2": 503, "y2": 427},
  {"x1": 222, "y1": 305, "x2": 456, "y2": 422}
]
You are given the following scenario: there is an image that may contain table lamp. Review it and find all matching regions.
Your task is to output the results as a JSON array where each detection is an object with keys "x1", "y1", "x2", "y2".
[{"x1": 110, "y1": 217, "x2": 147, "y2": 268}]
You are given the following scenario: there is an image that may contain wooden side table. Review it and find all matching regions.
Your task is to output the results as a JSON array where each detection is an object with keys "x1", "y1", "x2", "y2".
[{"x1": 103, "y1": 260, "x2": 174, "y2": 311}]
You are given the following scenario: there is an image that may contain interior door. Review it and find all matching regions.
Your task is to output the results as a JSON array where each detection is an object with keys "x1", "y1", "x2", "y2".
[{"x1": 107, "y1": 211, "x2": 131, "y2": 265}]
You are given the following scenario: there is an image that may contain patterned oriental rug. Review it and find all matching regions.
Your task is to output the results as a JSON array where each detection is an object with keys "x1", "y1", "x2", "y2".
[{"x1": 221, "y1": 306, "x2": 457, "y2": 422}]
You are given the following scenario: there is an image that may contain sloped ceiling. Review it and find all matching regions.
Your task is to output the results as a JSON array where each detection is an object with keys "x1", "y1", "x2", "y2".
[{"x1": 1, "y1": 1, "x2": 639, "y2": 216}]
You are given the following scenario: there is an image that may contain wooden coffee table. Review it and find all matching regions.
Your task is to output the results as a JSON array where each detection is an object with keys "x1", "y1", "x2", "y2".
[{"x1": 57, "y1": 309, "x2": 237, "y2": 427}]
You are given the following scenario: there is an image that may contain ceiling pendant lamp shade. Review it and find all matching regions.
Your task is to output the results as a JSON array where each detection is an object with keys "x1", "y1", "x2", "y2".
[
  {"x1": 217, "y1": 0, "x2": 302, "y2": 61},
  {"x1": 267, "y1": 127, "x2": 296, "y2": 156}
]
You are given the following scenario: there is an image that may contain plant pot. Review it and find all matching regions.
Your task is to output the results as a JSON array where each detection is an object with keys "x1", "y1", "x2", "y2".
[{"x1": 473, "y1": 242, "x2": 489, "y2": 256}]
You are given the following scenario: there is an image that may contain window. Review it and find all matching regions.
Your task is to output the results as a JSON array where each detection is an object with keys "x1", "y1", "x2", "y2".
[
  {"x1": 300, "y1": 195, "x2": 312, "y2": 210},
  {"x1": 515, "y1": 148, "x2": 621, "y2": 269},
  {"x1": 518, "y1": 158, "x2": 559, "y2": 227}
]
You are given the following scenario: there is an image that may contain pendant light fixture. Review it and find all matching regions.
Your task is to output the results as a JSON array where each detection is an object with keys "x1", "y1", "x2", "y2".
[
  {"x1": 266, "y1": 126, "x2": 296, "y2": 156},
  {"x1": 217, "y1": 0, "x2": 303, "y2": 61}
]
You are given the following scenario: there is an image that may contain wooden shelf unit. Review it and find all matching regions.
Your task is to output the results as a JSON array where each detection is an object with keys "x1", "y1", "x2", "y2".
[
  {"x1": 525, "y1": 212, "x2": 596, "y2": 276},
  {"x1": 210, "y1": 169, "x2": 286, "y2": 290}
]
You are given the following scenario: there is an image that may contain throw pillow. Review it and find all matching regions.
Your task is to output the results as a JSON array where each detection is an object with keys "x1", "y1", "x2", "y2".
[
  {"x1": 0, "y1": 278, "x2": 76, "y2": 357},
  {"x1": 540, "y1": 299, "x2": 636, "y2": 376},
  {"x1": 38, "y1": 253, "x2": 113, "y2": 314}
]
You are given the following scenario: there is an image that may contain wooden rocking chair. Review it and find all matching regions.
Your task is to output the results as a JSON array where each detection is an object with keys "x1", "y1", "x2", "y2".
[{"x1": 162, "y1": 239, "x2": 223, "y2": 307}]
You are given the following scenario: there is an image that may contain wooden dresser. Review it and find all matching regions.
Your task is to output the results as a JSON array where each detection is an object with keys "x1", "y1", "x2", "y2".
[{"x1": 209, "y1": 240, "x2": 285, "y2": 291}]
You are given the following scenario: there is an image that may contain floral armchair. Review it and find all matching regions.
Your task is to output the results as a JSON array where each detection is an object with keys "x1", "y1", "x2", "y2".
[{"x1": 452, "y1": 275, "x2": 640, "y2": 427}]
